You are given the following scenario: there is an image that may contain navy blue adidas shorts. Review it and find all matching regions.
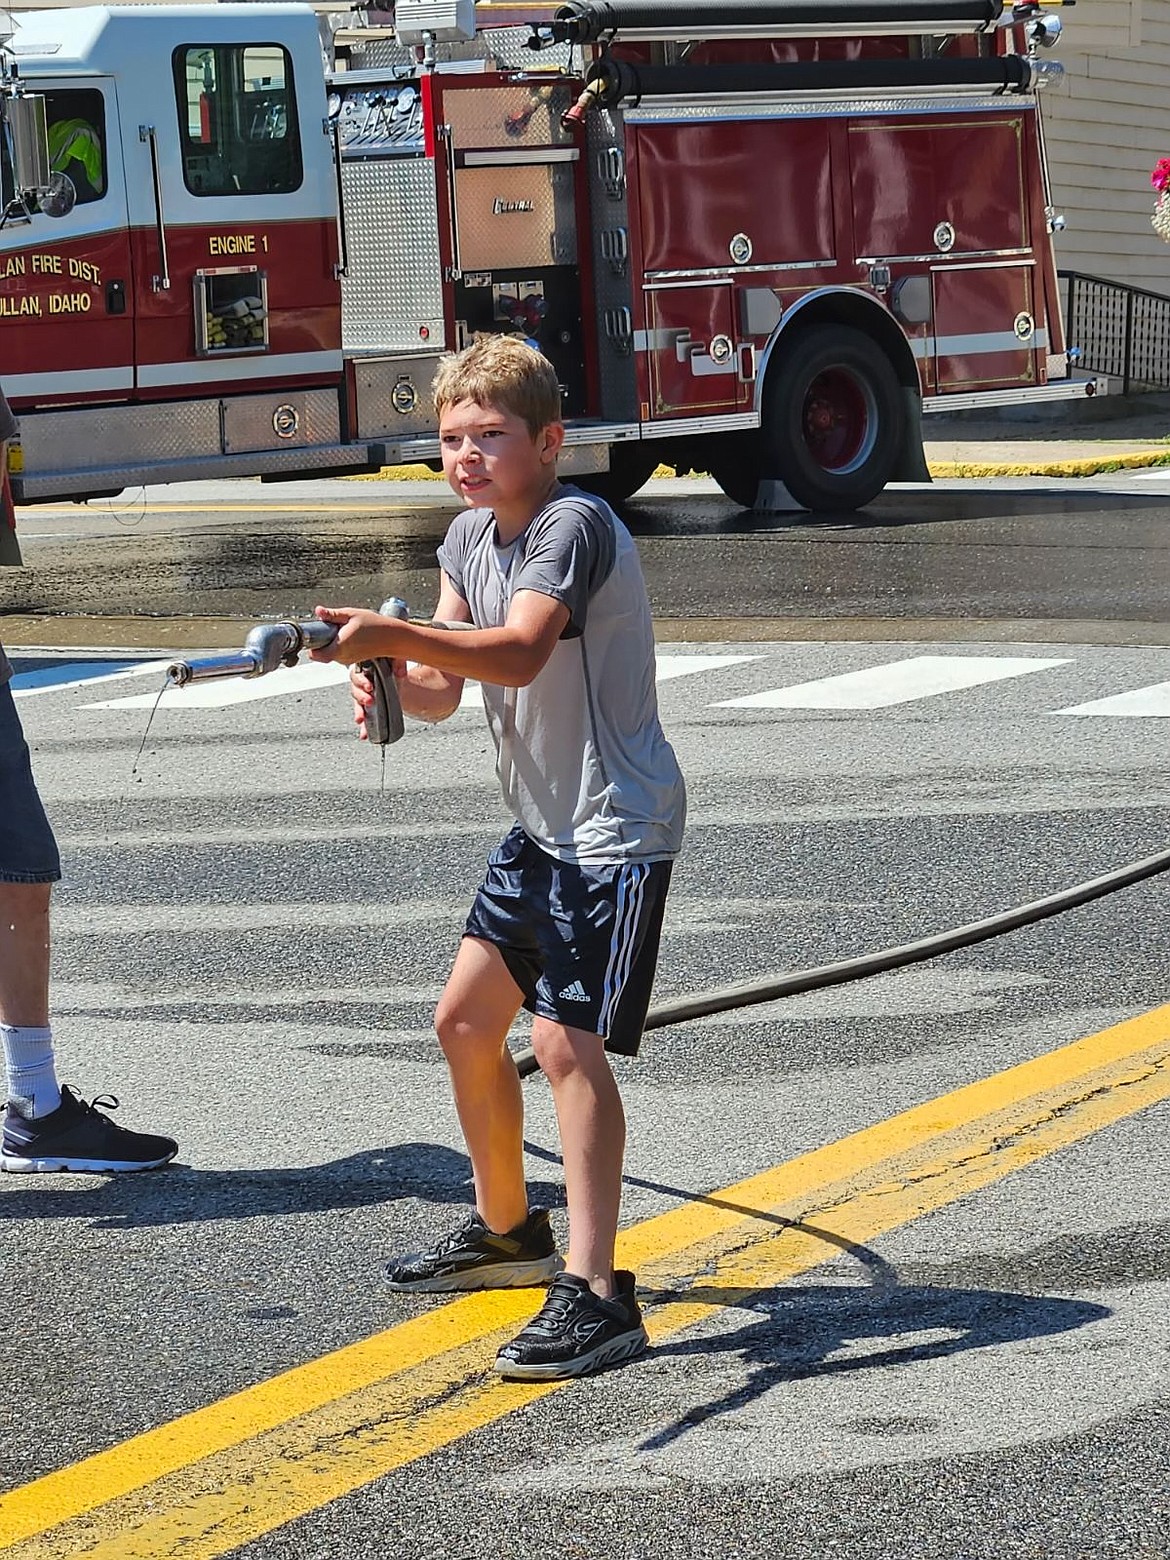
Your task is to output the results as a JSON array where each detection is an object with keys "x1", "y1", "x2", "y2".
[
  {"x1": 464, "y1": 824, "x2": 673, "y2": 1056},
  {"x1": 0, "y1": 683, "x2": 61, "y2": 884}
]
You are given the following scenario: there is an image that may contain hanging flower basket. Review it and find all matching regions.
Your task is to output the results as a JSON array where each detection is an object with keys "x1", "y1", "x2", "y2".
[{"x1": 1151, "y1": 158, "x2": 1170, "y2": 242}]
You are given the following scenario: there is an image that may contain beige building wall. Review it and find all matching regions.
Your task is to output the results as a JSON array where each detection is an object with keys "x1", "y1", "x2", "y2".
[{"x1": 1042, "y1": 0, "x2": 1170, "y2": 291}]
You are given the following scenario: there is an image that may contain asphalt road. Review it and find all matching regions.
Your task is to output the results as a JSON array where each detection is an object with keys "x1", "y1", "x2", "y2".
[
  {"x1": 4, "y1": 470, "x2": 1170, "y2": 638},
  {"x1": 1, "y1": 474, "x2": 1168, "y2": 1560}
]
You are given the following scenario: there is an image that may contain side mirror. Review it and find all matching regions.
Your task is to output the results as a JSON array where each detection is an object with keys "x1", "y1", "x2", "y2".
[
  {"x1": 7, "y1": 93, "x2": 51, "y2": 194},
  {"x1": 38, "y1": 171, "x2": 76, "y2": 218}
]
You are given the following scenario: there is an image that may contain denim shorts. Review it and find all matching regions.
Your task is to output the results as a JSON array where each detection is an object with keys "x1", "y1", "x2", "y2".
[
  {"x1": 0, "y1": 682, "x2": 61, "y2": 883},
  {"x1": 464, "y1": 824, "x2": 673, "y2": 1055}
]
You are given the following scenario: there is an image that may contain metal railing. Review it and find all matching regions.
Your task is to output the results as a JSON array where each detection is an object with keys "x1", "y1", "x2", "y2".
[{"x1": 1060, "y1": 269, "x2": 1170, "y2": 395}]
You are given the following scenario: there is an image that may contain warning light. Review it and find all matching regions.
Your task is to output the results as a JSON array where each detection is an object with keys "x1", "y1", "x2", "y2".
[{"x1": 419, "y1": 325, "x2": 430, "y2": 339}]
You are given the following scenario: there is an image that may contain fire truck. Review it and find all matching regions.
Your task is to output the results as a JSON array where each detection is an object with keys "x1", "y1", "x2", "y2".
[{"x1": 0, "y1": 0, "x2": 1095, "y2": 533}]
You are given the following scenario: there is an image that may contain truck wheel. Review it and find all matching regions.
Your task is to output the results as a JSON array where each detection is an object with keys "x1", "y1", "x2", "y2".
[
  {"x1": 573, "y1": 444, "x2": 659, "y2": 506},
  {"x1": 762, "y1": 325, "x2": 903, "y2": 511}
]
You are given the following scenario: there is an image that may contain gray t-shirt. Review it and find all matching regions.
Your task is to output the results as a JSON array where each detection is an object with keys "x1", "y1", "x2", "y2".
[{"x1": 436, "y1": 483, "x2": 685, "y2": 863}]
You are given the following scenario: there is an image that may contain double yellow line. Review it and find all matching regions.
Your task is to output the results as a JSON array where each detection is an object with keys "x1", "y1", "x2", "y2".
[{"x1": 4, "y1": 1003, "x2": 1169, "y2": 1559}]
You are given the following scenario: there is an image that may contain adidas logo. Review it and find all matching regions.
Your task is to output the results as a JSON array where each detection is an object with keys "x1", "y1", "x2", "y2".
[{"x1": 558, "y1": 980, "x2": 590, "y2": 1002}]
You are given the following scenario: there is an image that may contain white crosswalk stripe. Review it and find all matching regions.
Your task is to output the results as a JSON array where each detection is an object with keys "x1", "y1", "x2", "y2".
[
  {"x1": 456, "y1": 652, "x2": 761, "y2": 710},
  {"x1": 715, "y1": 655, "x2": 1072, "y2": 711},
  {"x1": 12, "y1": 660, "x2": 169, "y2": 699},
  {"x1": 1055, "y1": 681, "x2": 1170, "y2": 718},
  {"x1": 82, "y1": 660, "x2": 350, "y2": 709},
  {"x1": 11, "y1": 645, "x2": 1166, "y2": 721}
]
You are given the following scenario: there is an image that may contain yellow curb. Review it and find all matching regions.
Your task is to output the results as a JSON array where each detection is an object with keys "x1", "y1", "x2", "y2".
[
  {"x1": 927, "y1": 450, "x2": 1170, "y2": 479},
  {"x1": 351, "y1": 453, "x2": 1170, "y2": 483}
]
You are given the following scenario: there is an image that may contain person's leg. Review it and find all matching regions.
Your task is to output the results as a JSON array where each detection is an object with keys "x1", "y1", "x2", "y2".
[
  {"x1": 494, "y1": 1017, "x2": 644, "y2": 1381},
  {"x1": 0, "y1": 682, "x2": 177, "y2": 1170},
  {"x1": 0, "y1": 678, "x2": 62, "y2": 1118},
  {"x1": 491, "y1": 858, "x2": 673, "y2": 1379},
  {"x1": 0, "y1": 878, "x2": 51, "y2": 1028},
  {"x1": 433, "y1": 934, "x2": 528, "y2": 1234},
  {"x1": 529, "y1": 1019, "x2": 624, "y2": 1298},
  {"x1": 384, "y1": 933, "x2": 564, "y2": 1291},
  {"x1": 0, "y1": 878, "x2": 60, "y2": 1117}
]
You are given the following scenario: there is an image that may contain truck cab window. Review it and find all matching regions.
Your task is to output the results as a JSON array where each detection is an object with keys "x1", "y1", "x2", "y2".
[
  {"x1": 45, "y1": 89, "x2": 107, "y2": 204},
  {"x1": 173, "y1": 43, "x2": 302, "y2": 197}
]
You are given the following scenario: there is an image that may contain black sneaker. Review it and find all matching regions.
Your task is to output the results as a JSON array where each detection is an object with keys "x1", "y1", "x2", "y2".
[
  {"x1": 494, "y1": 1269, "x2": 648, "y2": 1381},
  {"x1": 1, "y1": 1087, "x2": 178, "y2": 1174},
  {"x1": 384, "y1": 1207, "x2": 563, "y2": 1292}
]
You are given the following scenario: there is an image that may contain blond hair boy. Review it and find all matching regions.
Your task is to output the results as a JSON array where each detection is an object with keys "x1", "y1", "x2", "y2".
[{"x1": 313, "y1": 337, "x2": 685, "y2": 1379}]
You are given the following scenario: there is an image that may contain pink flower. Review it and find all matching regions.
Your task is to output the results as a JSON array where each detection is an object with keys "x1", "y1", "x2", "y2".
[{"x1": 1152, "y1": 156, "x2": 1170, "y2": 191}]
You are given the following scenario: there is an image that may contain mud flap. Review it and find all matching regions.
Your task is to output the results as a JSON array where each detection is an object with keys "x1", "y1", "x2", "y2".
[{"x1": 892, "y1": 385, "x2": 931, "y2": 484}]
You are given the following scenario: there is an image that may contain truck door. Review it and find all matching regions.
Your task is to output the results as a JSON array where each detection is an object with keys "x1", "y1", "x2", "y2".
[
  {"x1": 125, "y1": 30, "x2": 342, "y2": 399},
  {"x1": 0, "y1": 79, "x2": 136, "y2": 410}
]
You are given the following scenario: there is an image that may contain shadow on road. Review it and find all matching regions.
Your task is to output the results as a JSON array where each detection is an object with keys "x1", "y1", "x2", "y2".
[
  {"x1": 619, "y1": 484, "x2": 1170, "y2": 539},
  {"x1": 638, "y1": 1276, "x2": 1110, "y2": 1451},
  {"x1": 0, "y1": 1142, "x2": 567, "y2": 1227}
]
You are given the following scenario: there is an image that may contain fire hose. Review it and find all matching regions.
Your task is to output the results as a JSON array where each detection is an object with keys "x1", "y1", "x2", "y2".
[{"x1": 165, "y1": 603, "x2": 1170, "y2": 1082}]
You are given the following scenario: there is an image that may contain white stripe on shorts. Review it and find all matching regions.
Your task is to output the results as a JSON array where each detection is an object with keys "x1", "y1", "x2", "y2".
[{"x1": 598, "y1": 862, "x2": 648, "y2": 1035}]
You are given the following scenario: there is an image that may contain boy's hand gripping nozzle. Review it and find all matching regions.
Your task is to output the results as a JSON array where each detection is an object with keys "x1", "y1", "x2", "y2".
[
  {"x1": 359, "y1": 597, "x2": 408, "y2": 746},
  {"x1": 164, "y1": 597, "x2": 410, "y2": 747}
]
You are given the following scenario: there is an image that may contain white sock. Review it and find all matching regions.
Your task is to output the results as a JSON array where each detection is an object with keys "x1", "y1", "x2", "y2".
[{"x1": 2, "y1": 1025, "x2": 61, "y2": 1118}]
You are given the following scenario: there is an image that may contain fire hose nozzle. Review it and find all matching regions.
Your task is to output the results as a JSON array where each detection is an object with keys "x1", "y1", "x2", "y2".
[
  {"x1": 561, "y1": 77, "x2": 606, "y2": 130},
  {"x1": 164, "y1": 598, "x2": 411, "y2": 748},
  {"x1": 164, "y1": 618, "x2": 335, "y2": 688}
]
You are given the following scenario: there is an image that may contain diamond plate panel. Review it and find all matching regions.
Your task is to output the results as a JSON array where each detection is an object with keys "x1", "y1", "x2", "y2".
[
  {"x1": 340, "y1": 158, "x2": 445, "y2": 351},
  {"x1": 455, "y1": 162, "x2": 576, "y2": 271},
  {"x1": 222, "y1": 390, "x2": 341, "y2": 455},
  {"x1": 354, "y1": 352, "x2": 443, "y2": 439},
  {"x1": 443, "y1": 83, "x2": 576, "y2": 151},
  {"x1": 17, "y1": 400, "x2": 221, "y2": 474},
  {"x1": 586, "y1": 107, "x2": 637, "y2": 420}
]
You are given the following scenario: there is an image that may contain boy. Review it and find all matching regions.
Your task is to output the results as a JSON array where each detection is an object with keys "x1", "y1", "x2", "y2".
[{"x1": 312, "y1": 336, "x2": 685, "y2": 1381}]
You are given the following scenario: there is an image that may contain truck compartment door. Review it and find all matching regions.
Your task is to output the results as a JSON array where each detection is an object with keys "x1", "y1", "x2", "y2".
[
  {"x1": 433, "y1": 77, "x2": 591, "y2": 416},
  {"x1": 0, "y1": 78, "x2": 135, "y2": 411},
  {"x1": 932, "y1": 262, "x2": 1041, "y2": 391},
  {"x1": 644, "y1": 283, "x2": 751, "y2": 419}
]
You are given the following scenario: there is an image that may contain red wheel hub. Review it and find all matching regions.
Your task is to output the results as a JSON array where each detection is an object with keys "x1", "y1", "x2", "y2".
[{"x1": 802, "y1": 368, "x2": 871, "y2": 472}]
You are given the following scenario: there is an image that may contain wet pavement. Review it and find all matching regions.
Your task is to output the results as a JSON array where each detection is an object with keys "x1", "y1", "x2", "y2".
[{"x1": 3, "y1": 473, "x2": 1170, "y2": 645}]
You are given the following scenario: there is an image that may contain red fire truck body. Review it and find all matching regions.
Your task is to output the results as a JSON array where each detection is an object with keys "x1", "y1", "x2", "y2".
[{"x1": 0, "y1": 0, "x2": 1094, "y2": 516}]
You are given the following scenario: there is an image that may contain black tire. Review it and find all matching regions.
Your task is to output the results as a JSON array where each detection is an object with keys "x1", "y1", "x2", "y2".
[
  {"x1": 762, "y1": 324, "x2": 904, "y2": 511},
  {"x1": 573, "y1": 443, "x2": 659, "y2": 506}
]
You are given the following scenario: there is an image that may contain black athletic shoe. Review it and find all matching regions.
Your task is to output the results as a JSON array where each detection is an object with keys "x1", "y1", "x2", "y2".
[
  {"x1": 494, "y1": 1268, "x2": 648, "y2": 1380},
  {"x1": 1, "y1": 1086, "x2": 178, "y2": 1174},
  {"x1": 384, "y1": 1207, "x2": 564, "y2": 1292}
]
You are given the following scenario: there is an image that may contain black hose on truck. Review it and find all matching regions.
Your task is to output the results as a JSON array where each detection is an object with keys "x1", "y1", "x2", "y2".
[
  {"x1": 582, "y1": 52, "x2": 1032, "y2": 107},
  {"x1": 513, "y1": 844, "x2": 1170, "y2": 1078},
  {"x1": 548, "y1": 0, "x2": 1005, "y2": 42}
]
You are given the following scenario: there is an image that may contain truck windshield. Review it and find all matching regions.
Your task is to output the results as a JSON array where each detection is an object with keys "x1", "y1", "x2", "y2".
[{"x1": 173, "y1": 43, "x2": 302, "y2": 197}]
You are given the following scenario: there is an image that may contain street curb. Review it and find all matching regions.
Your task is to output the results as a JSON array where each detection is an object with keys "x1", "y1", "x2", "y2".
[
  {"x1": 351, "y1": 452, "x2": 1170, "y2": 483},
  {"x1": 926, "y1": 450, "x2": 1170, "y2": 479}
]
